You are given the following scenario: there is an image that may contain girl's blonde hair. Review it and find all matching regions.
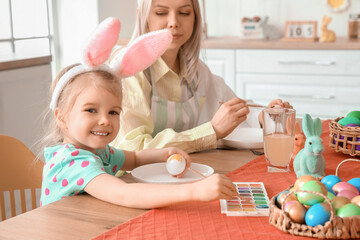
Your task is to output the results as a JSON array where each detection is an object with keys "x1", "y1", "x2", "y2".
[
  {"x1": 36, "y1": 64, "x2": 122, "y2": 160},
  {"x1": 132, "y1": 0, "x2": 203, "y2": 85}
]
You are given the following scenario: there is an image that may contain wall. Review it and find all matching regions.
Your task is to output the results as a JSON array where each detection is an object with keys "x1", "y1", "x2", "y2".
[
  {"x1": 97, "y1": 0, "x2": 360, "y2": 38},
  {"x1": 205, "y1": 0, "x2": 360, "y2": 37}
]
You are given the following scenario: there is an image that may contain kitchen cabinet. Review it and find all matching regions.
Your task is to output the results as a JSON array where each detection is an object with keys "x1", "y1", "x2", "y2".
[
  {"x1": 201, "y1": 48, "x2": 360, "y2": 119},
  {"x1": 0, "y1": 62, "x2": 52, "y2": 150}
]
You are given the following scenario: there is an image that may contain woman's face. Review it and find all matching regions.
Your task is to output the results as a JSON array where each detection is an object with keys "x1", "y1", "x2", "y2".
[{"x1": 148, "y1": 0, "x2": 195, "y2": 52}]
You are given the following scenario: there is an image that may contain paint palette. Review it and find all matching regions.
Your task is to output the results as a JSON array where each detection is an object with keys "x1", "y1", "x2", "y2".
[{"x1": 220, "y1": 182, "x2": 270, "y2": 216}]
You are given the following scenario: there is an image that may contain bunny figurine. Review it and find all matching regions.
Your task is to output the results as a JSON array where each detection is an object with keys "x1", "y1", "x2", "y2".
[
  {"x1": 260, "y1": 16, "x2": 280, "y2": 40},
  {"x1": 293, "y1": 114, "x2": 326, "y2": 178},
  {"x1": 320, "y1": 16, "x2": 336, "y2": 42},
  {"x1": 292, "y1": 121, "x2": 306, "y2": 159}
]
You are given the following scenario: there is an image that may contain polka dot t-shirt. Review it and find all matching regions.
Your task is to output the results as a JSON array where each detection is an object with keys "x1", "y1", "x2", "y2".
[{"x1": 40, "y1": 143, "x2": 125, "y2": 206}]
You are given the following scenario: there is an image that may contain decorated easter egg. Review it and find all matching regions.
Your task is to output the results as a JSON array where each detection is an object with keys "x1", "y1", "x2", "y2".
[
  {"x1": 348, "y1": 178, "x2": 360, "y2": 192},
  {"x1": 337, "y1": 203, "x2": 360, "y2": 217},
  {"x1": 321, "y1": 175, "x2": 341, "y2": 195},
  {"x1": 305, "y1": 202, "x2": 331, "y2": 227},
  {"x1": 331, "y1": 196, "x2": 351, "y2": 212},
  {"x1": 337, "y1": 189, "x2": 358, "y2": 200},
  {"x1": 298, "y1": 180, "x2": 328, "y2": 206},
  {"x1": 351, "y1": 195, "x2": 360, "y2": 207},
  {"x1": 294, "y1": 175, "x2": 317, "y2": 191},
  {"x1": 276, "y1": 191, "x2": 297, "y2": 208},
  {"x1": 284, "y1": 200, "x2": 307, "y2": 224},
  {"x1": 338, "y1": 116, "x2": 360, "y2": 126},
  {"x1": 346, "y1": 138, "x2": 360, "y2": 151},
  {"x1": 327, "y1": 192, "x2": 335, "y2": 201},
  {"x1": 346, "y1": 110, "x2": 360, "y2": 120},
  {"x1": 332, "y1": 182, "x2": 359, "y2": 195},
  {"x1": 166, "y1": 154, "x2": 186, "y2": 175}
]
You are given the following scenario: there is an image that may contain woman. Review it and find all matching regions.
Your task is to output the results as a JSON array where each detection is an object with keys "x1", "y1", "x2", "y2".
[{"x1": 110, "y1": 0, "x2": 291, "y2": 153}]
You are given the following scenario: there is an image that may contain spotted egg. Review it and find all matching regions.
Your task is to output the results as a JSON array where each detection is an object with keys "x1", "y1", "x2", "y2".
[{"x1": 166, "y1": 154, "x2": 186, "y2": 175}]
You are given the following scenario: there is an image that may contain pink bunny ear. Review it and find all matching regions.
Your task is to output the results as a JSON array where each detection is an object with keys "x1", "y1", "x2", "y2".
[
  {"x1": 82, "y1": 17, "x2": 121, "y2": 67},
  {"x1": 110, "y1": 29, "x2": 172, "y2": 77}
]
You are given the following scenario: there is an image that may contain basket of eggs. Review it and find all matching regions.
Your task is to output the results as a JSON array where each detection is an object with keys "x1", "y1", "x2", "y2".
[
  {"x1": 269, "y1": 159, "x2": 360, "y2": 239},
  {"x1": 329, "y1": 111, "x2": 360, "y2": 156}
]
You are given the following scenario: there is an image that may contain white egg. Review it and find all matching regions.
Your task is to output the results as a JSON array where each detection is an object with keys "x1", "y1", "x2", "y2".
[{"x1": 166, "y1": 154, "x2": 186, "y2": 175}]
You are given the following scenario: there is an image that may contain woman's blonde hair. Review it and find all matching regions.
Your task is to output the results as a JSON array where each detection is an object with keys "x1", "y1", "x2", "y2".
[
  {"x1": 132, "y1": 0, "x2": 203, "y2": 85},
  {"x1": 36, "y1": 64, "x2": 122, "y2": 160}
]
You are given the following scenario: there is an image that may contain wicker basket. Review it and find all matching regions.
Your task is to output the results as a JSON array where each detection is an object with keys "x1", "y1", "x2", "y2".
[
  {"x1": 329, "y1": 117, "x2": 360, "y2": 156},
  {"x1": 269, "y1": 159, "x2": 360, "y2": 239}
]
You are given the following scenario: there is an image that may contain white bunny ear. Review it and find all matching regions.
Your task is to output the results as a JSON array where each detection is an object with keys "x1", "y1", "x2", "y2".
[
  {"x1": 82, "y1": 17, "x2": 121, "y2": 67},
  {"x1": 110, "y1": 29, "x2": 172, "y2": 77}
]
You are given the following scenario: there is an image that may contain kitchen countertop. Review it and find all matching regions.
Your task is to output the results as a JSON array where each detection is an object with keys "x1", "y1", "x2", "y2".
[{"x1": 118, "y1": 36, "x2": 360, "y2": 50}]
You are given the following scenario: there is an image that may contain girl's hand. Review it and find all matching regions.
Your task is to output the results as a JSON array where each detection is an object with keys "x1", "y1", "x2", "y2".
[
  {"x1": 190, "y1": 174, "x2": 238, "y2": 201},
  {"x1": 259, "y1": 99, "x2": 293, "y2": 126},
  {"x1": 162, "y1": 147, "x2": 191, "y2": 178},
  {"x1": 211, "y1": 98, "x2": 249, "y2": 140}
]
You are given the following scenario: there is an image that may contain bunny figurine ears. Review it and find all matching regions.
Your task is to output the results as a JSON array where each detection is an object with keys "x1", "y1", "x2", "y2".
[{"x1": 50, "y1": 17, "x2": 172, "y2": 111}]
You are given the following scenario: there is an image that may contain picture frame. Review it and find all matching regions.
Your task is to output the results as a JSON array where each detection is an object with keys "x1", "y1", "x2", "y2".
[{"x1": 282, "y1": 21, "x2": 318, "y2": 42}]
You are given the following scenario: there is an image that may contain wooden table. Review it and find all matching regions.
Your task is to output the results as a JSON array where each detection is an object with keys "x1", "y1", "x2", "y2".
[{"x1": 0, "y1": 149, "x2": 261, "y2": 240}]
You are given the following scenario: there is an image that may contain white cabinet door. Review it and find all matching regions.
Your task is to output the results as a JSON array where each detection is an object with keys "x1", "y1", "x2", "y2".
[
  {"x1": 235, "y1": 49, "x2": 360, "y2": 119},
  {"x1": 236, "y1": 73, "x2": 360, "y2": 119},
  {"x1": 200, "y1": 49, "x2": 235, "y2": 90},
  {"x1": 0, "y1": 64, "x2": 52, "y2": 149}
]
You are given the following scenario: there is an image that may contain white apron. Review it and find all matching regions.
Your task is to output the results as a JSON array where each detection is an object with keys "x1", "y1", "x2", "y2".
[{"x1": 149, "y1": 69, "x2": 202, "y2": 137}]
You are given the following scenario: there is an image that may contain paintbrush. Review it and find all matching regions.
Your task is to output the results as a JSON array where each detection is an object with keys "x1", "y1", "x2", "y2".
[
  {"x1": 188, "y1": 167, "x2": 207, "y2": 178},
  {"x1": 218, "y1": 101, "x2": 265, "y2": 108}
]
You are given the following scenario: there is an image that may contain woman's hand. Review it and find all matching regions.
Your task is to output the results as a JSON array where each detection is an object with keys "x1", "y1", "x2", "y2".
[
  {"x1": 161, "y1": 147, "x2": 191, "y2": 178},
  {"x1": 190, "y1": 174, "x2": 239, "y2": 201},
  {"x1": 211, "y1": 98, "x2": 249, "y2": 140},
  {"x1": 258, "y1": 99, "x2": 293, "y2": 126}
]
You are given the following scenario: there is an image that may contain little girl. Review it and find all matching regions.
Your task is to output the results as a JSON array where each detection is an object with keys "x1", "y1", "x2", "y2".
[{"x1": 40, "y1": 17, "x2": 237, "y2": 208}]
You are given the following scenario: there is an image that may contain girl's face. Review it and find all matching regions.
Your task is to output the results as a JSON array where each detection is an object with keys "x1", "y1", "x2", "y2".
[
  {"x1": 60, "y1": 78, "x2": 121, "y2": 154},
  {"x1": 148, "y1": 0, "x2": 195, "y2": 52}
]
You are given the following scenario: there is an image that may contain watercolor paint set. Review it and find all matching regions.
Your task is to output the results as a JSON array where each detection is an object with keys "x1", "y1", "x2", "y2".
[{"x1": 220, "y1": 182, "x2": 270, "y2": 216}]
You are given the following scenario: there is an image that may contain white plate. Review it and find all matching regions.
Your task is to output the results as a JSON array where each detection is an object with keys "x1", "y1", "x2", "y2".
[
  {"x1": 131, "y1": 163, "x2": 214, "y2": 184},
  {"x1": 220, "y1": 127, "x2": 264, "y2": 149}
]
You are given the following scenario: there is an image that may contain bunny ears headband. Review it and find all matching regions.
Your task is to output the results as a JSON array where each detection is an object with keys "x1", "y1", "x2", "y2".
[{"x1": 50, "y1": 17, "x2": 172, "y2": 111}]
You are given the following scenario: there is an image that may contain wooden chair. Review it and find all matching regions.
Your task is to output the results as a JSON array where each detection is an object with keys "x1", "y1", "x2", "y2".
[{"x1": 0, "y1": 135, "x2": 43, "y2": 221}]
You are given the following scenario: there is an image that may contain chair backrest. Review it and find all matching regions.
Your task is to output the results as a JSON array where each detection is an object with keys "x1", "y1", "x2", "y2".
[{"x1": 0, "y1": 135, "x2": 43, "y2": 221}]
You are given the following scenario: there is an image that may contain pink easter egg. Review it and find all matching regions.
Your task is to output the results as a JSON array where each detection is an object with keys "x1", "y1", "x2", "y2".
[
  {"x1": 333, "y1": 182, "x2": 359, "y2": 195},
  {"x1": 337, "y1": 190, "x2": 358, "y2": 200}
]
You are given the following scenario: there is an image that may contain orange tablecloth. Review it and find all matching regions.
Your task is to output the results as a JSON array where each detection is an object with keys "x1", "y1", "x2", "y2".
[{"x1": 93, "y1": 120, "x2": 359, "y2": 240}]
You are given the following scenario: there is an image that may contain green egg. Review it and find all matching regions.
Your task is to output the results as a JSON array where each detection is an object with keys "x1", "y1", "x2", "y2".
[
  {"x1": 346, "y1": 111, "x2": 360, "y2": 120},
  {"x1": 337, "y1": 203, "x2": 360, "y2": 217},
  {"x1": 327, "y1": 192, "x2": 335, "y2": 200},
  {"x1": 297, "y1": 180, "x2": 328, "y2": 206},
  {"x1": 338, "y1": 116, "x2": 360, "y2": 126}
]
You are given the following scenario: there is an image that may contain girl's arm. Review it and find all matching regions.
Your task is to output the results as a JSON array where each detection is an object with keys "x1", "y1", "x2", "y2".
[{"x1": 84, "y1": 173, "x2": 237, "y2": 209}]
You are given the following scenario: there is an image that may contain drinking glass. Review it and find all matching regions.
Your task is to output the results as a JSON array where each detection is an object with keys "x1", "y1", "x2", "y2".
[{"x1": 262, "y1": 108, "x2": 296, "y2": 172}]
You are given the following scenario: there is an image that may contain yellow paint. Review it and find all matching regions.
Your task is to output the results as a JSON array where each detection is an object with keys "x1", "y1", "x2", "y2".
[
  {"x1": 327, "y1": 0, "x2": 345, "y2": 8},
  {"x1": 167, "y1": 154, "x2": 182, "y2": 162}
]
